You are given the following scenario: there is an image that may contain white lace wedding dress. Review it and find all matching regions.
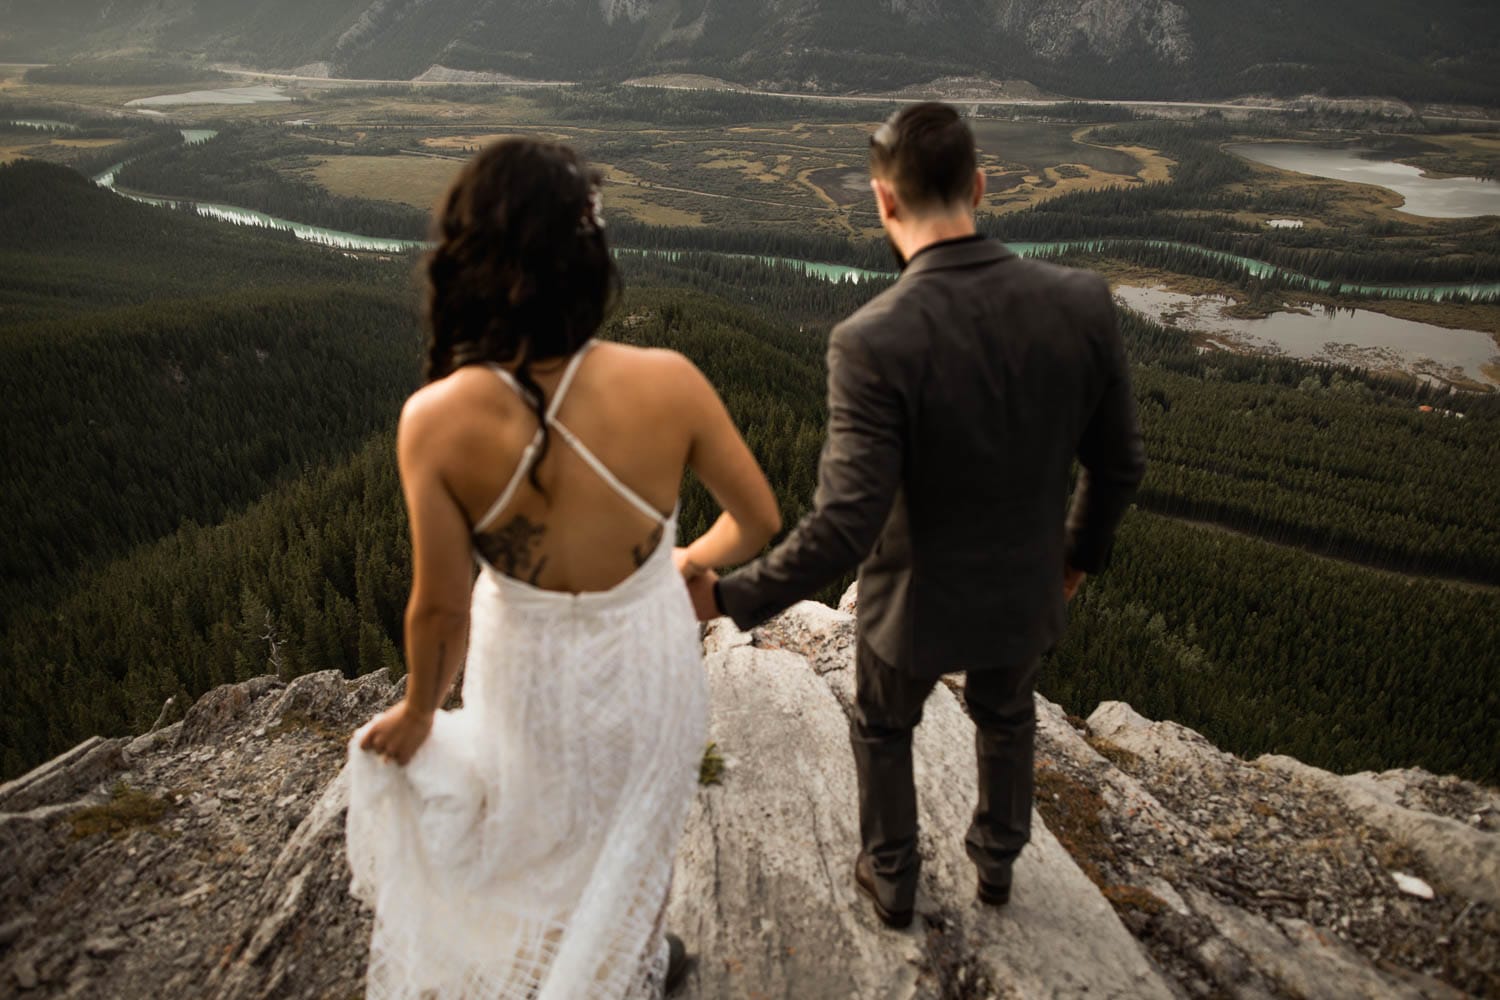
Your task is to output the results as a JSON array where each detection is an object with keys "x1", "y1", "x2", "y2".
[{"x1": 346, "y1": 344, "x2": 708, "y2": 998}]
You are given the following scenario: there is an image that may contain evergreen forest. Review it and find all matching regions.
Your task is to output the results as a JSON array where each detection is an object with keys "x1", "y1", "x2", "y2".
[{"x1": 3, "y1": 158, "x2": 1497, "y2": 788}]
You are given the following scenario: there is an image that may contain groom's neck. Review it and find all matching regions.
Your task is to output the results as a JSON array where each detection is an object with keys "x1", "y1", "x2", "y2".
[{"x1": 892, "y1": 211, "x2": 978, "y2": 263}]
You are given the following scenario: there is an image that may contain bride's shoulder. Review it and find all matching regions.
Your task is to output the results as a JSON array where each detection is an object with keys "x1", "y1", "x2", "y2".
[
  {"x1": 402, "y1": 366, "x2": 497, "y2": 418},
  {"x1": 396, "y1": 367, "x2": 517, "y2": 452},
  {"x1": 592, "y1": 344, "x2": 718, "y2": 423},
  {"x1": 593, "y1": 342, "x2": 704, "y2": 387}
]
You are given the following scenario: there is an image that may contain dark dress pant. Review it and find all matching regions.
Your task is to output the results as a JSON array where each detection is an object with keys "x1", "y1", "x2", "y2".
[{"x1": 850, "y1": 636, "x2": 1041, "y2": 909}]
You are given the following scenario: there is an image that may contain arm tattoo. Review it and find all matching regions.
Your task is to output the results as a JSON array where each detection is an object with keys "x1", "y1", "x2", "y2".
[
  {"x1": 631, "y1": 523, "x2": 665, "y2": 568},
  {"x1": 476, "y1": 515, "x2": 550, "y2": 585}
]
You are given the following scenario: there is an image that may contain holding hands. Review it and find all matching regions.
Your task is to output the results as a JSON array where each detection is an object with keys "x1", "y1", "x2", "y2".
[
  {"x1": 674, "y1": 548, "x2": 723, "y2": 622},
  {"x1": 674, "y1": 555, "x2": 1087, "y2": 622},
  {"x1": 665, "y1": 370, "x2": 781, "y2": 623}
]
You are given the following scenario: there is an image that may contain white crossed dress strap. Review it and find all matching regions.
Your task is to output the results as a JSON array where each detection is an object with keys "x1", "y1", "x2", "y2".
[
  {"x1": 473, "y1": 342, "x2": 665, "y2": 534},
  {"x1": 548, "y1": 420, "x2": 668, "y2": 524},
  {"x1": 473, "y1": 361, "x2": 546, "y2": 534},
  {"x1": 546, "y1": 341, "x2": 595, "y2": 421}
]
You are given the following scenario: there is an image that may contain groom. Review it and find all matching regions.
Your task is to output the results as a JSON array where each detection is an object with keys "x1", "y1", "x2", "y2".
[{"x1": 687, "y1": 102, "x2": 1145, "y2": 927}]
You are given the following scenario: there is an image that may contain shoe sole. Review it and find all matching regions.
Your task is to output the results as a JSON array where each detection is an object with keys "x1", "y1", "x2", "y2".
[
  {"x1": 854, "y1": 870, "x2": 914, "y2": 929},
  {"x1": 977, "y1": 884, "x2": 1011, "y2": 907}
]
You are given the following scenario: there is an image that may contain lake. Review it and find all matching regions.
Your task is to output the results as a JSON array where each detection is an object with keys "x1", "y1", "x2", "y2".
[
  {"x1": 1114, "y1": 285, "x2": 1499, "y2": 389},
  {"x1": 1227, "y1": 142, "x2": 1500, "y2": 219},
  {"x1": 126, "y1": 86, "x2": 292, "y2": 107}
]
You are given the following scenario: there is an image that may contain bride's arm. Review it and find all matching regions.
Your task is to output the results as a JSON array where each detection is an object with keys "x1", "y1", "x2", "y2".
[
  {"x1": 672, "y1": 356, "x2": 782, "y2": 573},
  {"x1": 361, "y1": 389, "x2": 472, "y2": 765}
]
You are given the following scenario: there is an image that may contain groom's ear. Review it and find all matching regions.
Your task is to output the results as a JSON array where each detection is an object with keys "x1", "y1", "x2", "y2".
[{"x1": 871, "y1": 177, "x2": 899, "y2": 221}]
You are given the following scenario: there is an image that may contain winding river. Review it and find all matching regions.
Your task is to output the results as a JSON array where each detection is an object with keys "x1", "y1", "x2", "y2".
[
  {"x1": 86, "y1": 172, "x2": 1500, "y2": 304},
  {"x1": 89, "y1": 130, "x2": 1500, "y2": 301},
  {"x1": 87, "y1": 131, "x2": 1500, "y2": 387}
]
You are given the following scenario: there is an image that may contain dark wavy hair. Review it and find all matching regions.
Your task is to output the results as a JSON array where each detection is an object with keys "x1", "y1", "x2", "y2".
[{"x1": 424, "y1": 137, "x2": 620, "y2": 493}]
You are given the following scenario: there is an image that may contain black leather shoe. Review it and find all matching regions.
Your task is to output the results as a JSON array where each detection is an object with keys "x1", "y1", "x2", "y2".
[
  {"x1": 665, "y1": 932, "x2": 691, "y2": 995},
  {"x1": 854, "y1": 854, "x2": 914, "y2": 929},
  {"x1": 976, "y1": 878, "x2": 1012, "y2": 907}
]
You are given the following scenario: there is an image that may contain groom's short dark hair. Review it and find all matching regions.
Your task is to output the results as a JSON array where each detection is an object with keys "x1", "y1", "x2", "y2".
[{"x1": 868, "y1": 102, "x2": 977, "y2": 213}]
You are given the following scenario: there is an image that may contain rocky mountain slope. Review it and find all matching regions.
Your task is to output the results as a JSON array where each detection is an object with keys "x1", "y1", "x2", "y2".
[
  {"x1": 1, "y1": 590, "x2": 1496, "y2": 998},
  {"x1": 2, "y1": 0, "x2": 1497, "y2": 102}
]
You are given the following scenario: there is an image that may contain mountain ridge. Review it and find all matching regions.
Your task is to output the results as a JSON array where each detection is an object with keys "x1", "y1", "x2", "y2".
[{"x1": 2, "y1": 0, "x2": 1498, "y2": 103}]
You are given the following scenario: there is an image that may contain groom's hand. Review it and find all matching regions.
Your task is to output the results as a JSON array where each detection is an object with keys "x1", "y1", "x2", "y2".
[{"x1": 685, "y1": 569, "x2": 722, "y2": 621}]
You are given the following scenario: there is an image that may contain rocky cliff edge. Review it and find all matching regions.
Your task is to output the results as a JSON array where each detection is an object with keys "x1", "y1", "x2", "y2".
[{"x1": 2, "y1": 590, "x2": 1496, "y2": 998}]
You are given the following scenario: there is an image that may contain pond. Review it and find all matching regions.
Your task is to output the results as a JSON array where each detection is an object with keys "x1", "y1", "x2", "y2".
[
  {"x1": 126, "y1": 85, "x2": 292, "y2": 107},
  {"x1": 1226, "y1": 142, "x2": 1500, "y2": 219},
  {"x1": 1114, "y1": 285, "x2": 1499, "y2": 389}
]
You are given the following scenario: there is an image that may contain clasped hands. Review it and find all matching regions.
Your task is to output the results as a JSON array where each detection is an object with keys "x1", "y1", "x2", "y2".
[
  {"x1": 674, "y1": 550, "x2": 1086, "y2": 621},
  {"x1": 673, "y1": 548, "x2": 722, "y2": 621}
]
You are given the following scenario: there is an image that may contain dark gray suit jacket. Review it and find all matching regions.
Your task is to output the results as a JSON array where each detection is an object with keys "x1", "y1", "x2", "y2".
[{"x1": 718, "y1": 236, "x2": 1146, "y2": 675}]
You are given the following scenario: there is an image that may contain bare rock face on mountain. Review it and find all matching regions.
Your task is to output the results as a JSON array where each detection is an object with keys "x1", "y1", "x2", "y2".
[
  {"x1": 994, "y1": 0, "x2": 1193, "y2": 64},
  {"x1": 600, "y1": 0, "x2": 655, "y2": 24},
  {"x1": 1, "y1": 598, "x2": 1496, "y2": 997},
  {"x1": 7, "y1": 0, "x2": 1497, "y2": 102}
]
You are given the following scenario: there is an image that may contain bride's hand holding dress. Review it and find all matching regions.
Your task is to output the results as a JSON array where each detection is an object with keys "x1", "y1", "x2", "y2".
[{"x1": 360, "y1": 700, "x2": 433, "y2": 767}]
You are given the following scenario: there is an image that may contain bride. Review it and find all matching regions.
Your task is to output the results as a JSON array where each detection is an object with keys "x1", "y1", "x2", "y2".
[{"x1": 345, "y1": 138, "x2": 781, "y2": 998}]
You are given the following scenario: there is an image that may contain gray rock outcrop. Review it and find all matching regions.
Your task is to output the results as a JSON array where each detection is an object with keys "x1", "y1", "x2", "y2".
[{"x1": 1, "y1": 599, "x2": 1495, "y2": 998}]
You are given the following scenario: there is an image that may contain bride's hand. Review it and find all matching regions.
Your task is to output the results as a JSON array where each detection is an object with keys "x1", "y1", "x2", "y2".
[
  {"x1": 673, "y1": 547, "x2": 706, "y2": 580},
  {"x1": 360, "y1": 701, "x2": 434, "y2": 766}
]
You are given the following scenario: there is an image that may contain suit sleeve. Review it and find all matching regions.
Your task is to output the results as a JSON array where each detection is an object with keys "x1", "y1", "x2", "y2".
[
  {"x1": 717, "y1": 323, "x2": 905, "y2": 630},
  {"x1": 1064, "y1": 281, "x2": 1146, "y2": 573}
]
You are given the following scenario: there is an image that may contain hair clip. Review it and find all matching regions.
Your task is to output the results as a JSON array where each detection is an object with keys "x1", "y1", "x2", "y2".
[{"x1": 581, "y1": 189, "x2": 605, "y2": 232}]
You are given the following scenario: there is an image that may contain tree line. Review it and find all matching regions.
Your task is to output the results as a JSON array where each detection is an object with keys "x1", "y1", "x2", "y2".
[
  {"x1": 1046, "y1": 508, "x2": 1498, "y2": 783},
  {"x1": 25, "y1": 60, "x2": 226, "y2": 87}
]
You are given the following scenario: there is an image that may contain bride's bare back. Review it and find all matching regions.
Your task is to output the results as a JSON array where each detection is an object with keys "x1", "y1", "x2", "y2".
[
  {"x1": 400, "y1": 339, "x2": 779, "y2": 599},
  {"x1": 460, "y1": 341, "x2": 679, "y2": 593}
]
